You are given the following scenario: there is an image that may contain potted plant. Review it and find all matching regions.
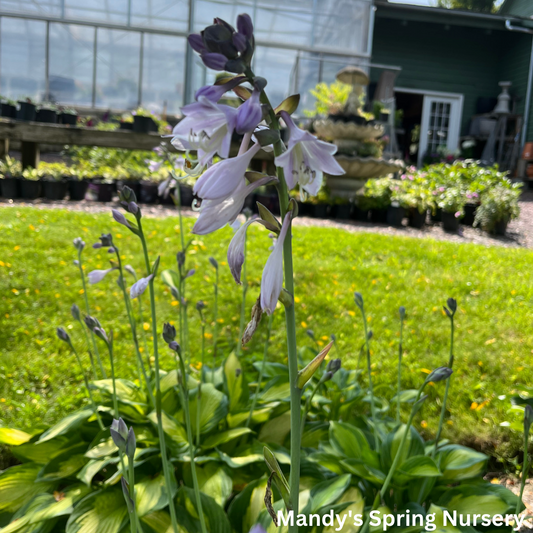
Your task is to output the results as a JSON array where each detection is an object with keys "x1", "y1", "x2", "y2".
[
  {"x1": 119, "y1": 163, "x2": 143, "y2": 200},
  {"x1": 474, "y1": 184, "x2": 521, "y2": 235},
  {"x1": 331, "y1": 198, "x2": 352, "y2": 219},
  {"x1": 93, "y1": 166, "x2": 118, "y2": 202},
  {"x1": 438, "y1": 187, "x2": 466, "y2": 232},
  {"x1": 36, "y1": 103, "x2": 58, "y2": 123},
  {"x1": 17, "y1": 97, "x2": 36, "y2": 121},
  {"x1": 1, "y1": 97, "x2": 17, "y2": 119},
  {"x1": 0, "y1": 156, "x2": 22, "y2": 198},
  {"x1": 132, "y1": 108, "x2": 158, "y2": 134},
  {"x1": 359, "y1": 177, "x2": 392, "y2": 223},
  {"x1": 20, "y1": 167, "x2": 42, "y2": 199},
  {"x1": 59, "y1": 107, "x2": 78, "y2": 126},
  {"x1": 387, "y1": 183, "x2": 408, "y2": 227},
  {"x1": 119, "y1": 114, "x2": 134, "y2": 130},
  {"x1": 39, "y1": 162, "x2": 68, "y2": 200},
  {"x1": 68, "y1": 167, "x2": 90, "y2": 201}
]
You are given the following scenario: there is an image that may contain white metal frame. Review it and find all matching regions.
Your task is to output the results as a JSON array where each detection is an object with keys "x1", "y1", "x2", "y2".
[{"x1": 395, "y1": 87, "x2": 464, "y2": 166}]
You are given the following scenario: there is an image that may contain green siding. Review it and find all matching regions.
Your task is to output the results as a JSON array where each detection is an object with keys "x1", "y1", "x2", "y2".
[{"x1": 371, "y1": 16, "x2": 533, "y2": 140}]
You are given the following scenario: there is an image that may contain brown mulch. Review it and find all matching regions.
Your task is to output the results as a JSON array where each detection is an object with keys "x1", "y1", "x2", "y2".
[{"x1": 2, "y1": 190, "x2": 533, "y2": 249}]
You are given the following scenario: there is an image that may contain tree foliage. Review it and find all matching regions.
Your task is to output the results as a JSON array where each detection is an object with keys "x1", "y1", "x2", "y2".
[{"x1": 436, "y1": 0, "x2": 497, "y2": 13}]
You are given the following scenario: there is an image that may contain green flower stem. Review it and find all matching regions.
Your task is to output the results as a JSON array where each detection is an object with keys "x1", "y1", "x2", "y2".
[
  {"x1": 176, "y1": 352, "x2": 207, "y2": 533},
  {"x1": 105, "y1": 332, "x2": 120, "y2": 420},
  {"x1": 137, "y1": 295, "x2": 152, "y2": 370},
  {"x1": 77, "y1": 318, "x2": 99, "y2": 380},
  {"x1": 360, "y1": 303, "x2": 379, "y2": 452},
  {"x1": 114, "y1": 250, "x2": 155, "y2": 408},
  {"x1": 68, "y1": 341, "x2": 104, "y2": 430},
  {"x1": 200, "y1": 319, "x2": 206, "y2": 379},
  {"x1": 128, "y1": 458, "x2": 138, "y2": 533},
  {"x1": 77, "y1": 250, "x2": 106, "y2": 378},
  {"x1": 300, "y1": 376, "x2": 324, "y2": 442},
  {"x1": 237, "y1": 237, "x2": 248, "y2": 356},
  {"x1": 246, "y1": 314, "x2": 273, "y2": 428},
  {"x1": 196, "y1": 381, "x2": 202, "y2": 448},
  {"x1": 137, "y1": 218, "x2": 180, "y2": 533},
  {"x1": 517, "y1": 428, "x2": 530, "y2": 514},
  {"x1": 397, "y1": 315, "x2": 404, "y2": 425},
  {"x1": 432, "y1": 314, "x2": 454, "y2": 458},
  {"x1": 212, "y1": 267, "x2": 219, "y2": 378}
]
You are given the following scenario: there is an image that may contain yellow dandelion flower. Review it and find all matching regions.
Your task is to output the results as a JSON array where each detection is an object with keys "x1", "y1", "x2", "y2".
[
  {"x1": 55, "y1": 293, "x2": 60, "y2": 298},
  {"x1": 171, "y1": 300, "x2": 179, "y2": 306},
  {"x1": 420, "y1": 368, "x2": 431, "y2": 374},
  {"x1": 29, "y1": 224, "x2": 35, "y2": 230},
  {"x1": 79, "y1": 289, "x2": 84, "y2": 294},
  {"x1": 421, "y1": 420, "x2": 428, "y2": 428},
  {"x1": 204, "y1": 332, "x2": 213, "y2": 339},
  {"x1": 143, "y1": 322, "x2": 150, "y2": 331},
  {"x1": 301, "y1": 321, "x2": 308, "y2": 328},
  {"x1": 470, "y1": 402, "x2": 478, "y2": 410},
  {"x1": 294, "y1": 296, "x2": 301, "y2": 303},
  {"x1": 348, "y1": 310, "x2": 355, "y2": 317},
  {"x1": 13, "y1": 245, "x2": 20, "y2": 251},
  {"x1": 485, "y1": 338, "x2": 496, "y2": 345}
]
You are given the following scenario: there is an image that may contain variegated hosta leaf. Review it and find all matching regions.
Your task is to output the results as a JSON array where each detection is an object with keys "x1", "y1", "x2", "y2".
[
  {"x1": 0, "y1": 427, "x2": 33, "y2": 446},
  {"x1": 38, "y1": 410, "x2": 93, "y2": 444},
  {"x1": 196, "y1": 463, "x2": 233, "y2": 507},
  {"x1": 186, "y1": 383, "x2": 228, "y2": 435},
  {"x1": 224, "y1": 352, "x2": 249, "y2": 412},
  {"x1": 37, "y1": 444, "x2": 89, "y2": 482},
  {"x1": 435, "y1": 444, "x2": 488, "y2": 481},
  {"x1": 329, "y1": 421, "x2": 380, "y2": 469},
  {"x1": 135, "y1": 474, "x2": 176, "y2": 517}
]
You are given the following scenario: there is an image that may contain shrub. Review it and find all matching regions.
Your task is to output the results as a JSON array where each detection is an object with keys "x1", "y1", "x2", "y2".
[{"x1": 474, "y1": 184, "x2": 521, "y2": 232}]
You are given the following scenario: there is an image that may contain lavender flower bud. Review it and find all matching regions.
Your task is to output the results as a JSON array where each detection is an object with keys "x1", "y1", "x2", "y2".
[
  {"x1": 425, "y1": 366, "x2": 453, "y2": 384},
  {"x1": 232, "y1": 32, "x2": 247, "y2": 52},
  {"x1": 399, "y1": 306, "x2": 406, "y2": 320},
  {"x1": 73, "y1": 260, "x2": 79, "y2": 266},
  {"x1": 367, "y1": 330, "x2": 373, "y2": 340},
  {"x1": 447, "y1": 298, "x2": 457, "y2": 314},
  {"x1": 119, "y1": 185, "x2": 137, "y2": 204},
  {"x1": 130, "y1": 274, "x2": 153, "y2": 299},
  {"x1": 306, "y1": 329, "x2": 315, "y2": 340},
  {"x1": 331, "y1": 334, "x2": 337, "y2": 342},
  {"x1": 354, "y1": 292, "x2": 363, "y2": 309},
  {"x1": 163, "y1": 323, "x2": 176, "y2": 343},
  {"x1": 168, "y1": 341, "x2": 181, "y2": 353},
  {"x1": 112, "y1": 209, "x2": 131, "y2": 228},
  {"x1": 177, "y1": 251, "x2": 186, "y2": 268},
  {"x1": 93, "y1": 243, "x2": 103, "y2": 249},
  {"x1": 56, "y1": 327, "x2": 70, "y2": 343},
  {"x1": 201, "y1": 52, "x2": 228, "y2": 70},
  {"x1": 124, "y1": 265, "x2": 136, "y2": 278},
  {"x1": 99, "y1": 233, "x2": 114, "y2": 247},
  {"x1": 73, "y1": 237, "x2": 85, "y2": 251},
  {"x1": 110, "y1": 418, "x2": 128, "y2": 451},
  {"x1": 237, "y1": 13, "x2": 254, "y2": 39},
  {"x1": 125, "y1": 427, "x2": 136, "y2": 460},
  {"x1": 121, "y1": 477, "x2": 134, "y2": 512},
  {"x1": 209, "y1": 257, "x2": 219, "y2": 270},
  {"x1": 71, "y1": 304, "x2": 80, "y2": 321},
  {"x1": 93, "y1": 327, "x2": 108, "y2": 343},
  {"x1": 196, "y1": 300, "x2": 206, "y2": 312},
  {"x1": 128, "y1": 202, "x2": 139, "y2": 215},
  {"x1": 327, "y1": 358, "x2": 341, "y2": 374},
  {"x1": 188, "y1": 33, "x2": 207, "y2": 53},
  {"x1": 186, "y1": 269, "x2": 196, "y2": 279},
  {"x1": 84, "y1": 315, "x2": 101, "y2": 330}
]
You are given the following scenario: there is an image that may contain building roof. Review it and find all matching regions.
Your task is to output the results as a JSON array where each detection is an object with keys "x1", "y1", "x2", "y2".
[{"x1": 499, "y1": 0, "x2": 533, "y2": 19}]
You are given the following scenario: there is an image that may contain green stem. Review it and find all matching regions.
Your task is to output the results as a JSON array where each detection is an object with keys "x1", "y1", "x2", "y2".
[
  {"x1": 433, "y1": 315, "x2": 454, "y2": 458},
  {"x1": 300, "y1": 378, "x2": 323, "y2": 443},
  {"x1": 77, "y1": 250, "x2": 106, "y2": 378},
  {"x1": 212, "y1": 268, "x2": 219, "y2": 381},
  {"x1": 196, "y1": 382, "x2": 202, "y2": 449},
  {"x1": 246, "y1": 314, "x2": 273, "y2": 427},
  {"x1": 128, "y1": 459, "x2": 138, "y2": 533},
  {"x1": 200, "y1": 321, "x2": 206, "y2": 381},
  {"x1": 176, "y1": 353, "x2": 207, "y2": 533},
  {"x1": 137, "y1": 218, "x2": 180, "y2": 533},
  {"x1": 360, "y1": 304, "x2": 379, "y2": 451},
  {"x1": 69, "y1": 342, "x2": 104, "y2": 430},
  {"x1": 517, "y1": 429, "x2": 530, "y2": 514},
  {"x1": 115, "y1": 251, "x2": 155, "y2": 408},
  {"x1": 106, "y1": 333, "x2": 119, "y2": 419},
  {"x1": 137, "y1": 296, "x2": 152, "y2": 371},
  {"x1": 237, "y1": 237, "x2": 248, "y2": 356},
  {"x1": 78, "y1": 318, "x2": 99, "y2": 381},
  {"x1": 397, "y1": 316, "x2": 404, "y2": 425}
]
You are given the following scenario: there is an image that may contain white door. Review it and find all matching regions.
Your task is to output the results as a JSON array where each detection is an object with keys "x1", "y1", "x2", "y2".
[{"x1": 419, "y1": 95, "x2": 463, "y2": 166}]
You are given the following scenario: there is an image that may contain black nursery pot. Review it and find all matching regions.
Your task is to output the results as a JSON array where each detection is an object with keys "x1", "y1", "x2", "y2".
[
  {"x1": 60, "y1": 113, "x2": 78, "y2": 126},
  {"x1": 133, "y1": 115, "x2": 157, "y2": 134},
  {"x1": 409, "y1": 209, "x2": 426, "y2": 229},
  {"x1": 332, "y1": 204, "x2": 352, "y2": 220},
  {"x1": 17, "y1": 101, "x2": 36, "y2": 121},
  {"x1": 492, "y1": 218, "x2": 509, "y2": 236},
  {"x1": 1, "y1": 103, "x2": 16, "y2": 119},
  {"x1": 430, "y1": 208, "x2": 442, "y2": 223},
  {"x1": 94, "y1": 180, "x2": 115, "y2": 202},
  {"x1": 139, "y1": 181, "x2": 159, "y2": 204},
  {"x1": 1, "y1": 177, "x2": 20, "y2": 198},
  {"x1": 42, "y1": 179, "x2": 67, "y2": 200},
  {"x1": 442, "y1": 211, "x2": 460, "y2": 232},
  {"x1": 179, "y1": 184, "x2": 194, "y2": 207},
  {"x1": 352, "y1": 206, "x2": 369, "y2": 222},
  {"x1": 311, "y1": 203, "x2": 329, "y2": 219},
  {"x1": 36, "y1": 109, "x2": 57, "y2": 124},
  {"x1": 387, "y1": 205, "x2": 405, "y2": 227},
  {"x1": 370, "y1": 208, "x2": 388, "y2": 224},
  {"x1": 120, "y1": 121, "x2": 134, "y2": 131},
  {"x1": 462, "y1": 203, "x2": 478, "y2": 226},
  {"x1": 20, "y1": 179, "x2": 42, "y2": 199},
  {"x1": 68, "y1": 179, "x2": 88, "y2": 201}
]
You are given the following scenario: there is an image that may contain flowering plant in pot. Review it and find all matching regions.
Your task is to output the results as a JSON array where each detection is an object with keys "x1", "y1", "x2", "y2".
[
  {"x1": 17, "y1": 96, "x2": 37, "y2": 121},
  {"x1": 474, "y1": 184, "x2": 521, "y2": 235},
  {"x1": 359, "y1": 177, "x2": 392, "y2": 223},
  {"x1": 39, "y1": 161, "x2": 69, "y2": 200},
  {"x1": 59, "y1": 106, "x2": 78, "y2": 125},
  {"x1": 0, "y1": 155, "x2": 22, "y2": 199},
  {"x1": 132, "y1": 107, "x2": 158, "y2": 134},
  {"x1": 438, "y1": 186, "x2": 466, "y2": 232},
  {"x1": 20, "y1": 167, "x2": 42, "y2": 199},
  {"x1": 1, "y1": 95, "x2": 17, "y2": 118},
  {"x1": 36, "y1": 102, "x2": 58, "y2": 123}
]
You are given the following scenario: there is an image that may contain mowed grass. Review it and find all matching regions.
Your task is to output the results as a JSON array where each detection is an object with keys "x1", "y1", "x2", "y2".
[{"x1": 1, "y1": 206, "x2": 533, "y2": 458}]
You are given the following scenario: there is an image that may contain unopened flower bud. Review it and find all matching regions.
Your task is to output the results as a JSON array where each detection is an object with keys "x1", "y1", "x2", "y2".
[
  {"x1": 125, "y1": 427, "x2": 136, "y2": 459},
  {"x1": 94, "y1": 327, "x2": 108, "y2": 343},
  {"x1": 331, "y1": 334, "x2": 337, "y2": 342},
  {"x1": 84, "y1": 315, "x2": 101, "y2": 330},
  {"x1": 177, "y1": 251, "x2": 186, "y2": 268},
  {"x1": 119, "y1": 185, "x2": 137, "y2": 204},
  {"x1": 124, "y1": 265, "x2": 136, "y2": 278},
  {"x1": 163, "y1": 323, "x2": 176, "y2": 343},
  {"x1": 112, "y1": 209, "x2": 131, "y2": 229},
  {"x1": 73, "y1": 260, "x2": 79, "y2": 266},
  {"x1": 447, "y1": 298, "x2": 457, "y2": 313},
  {"x1": 326, "y1": 358, "x2": 341, "y2": 374},
  {"x1": 425, "y1": 366, "x2": 453, "y2": 384},
  {"x1": 168, "y1": 341, "x2": 180, "y2": 353},
  {"x1": 71, "y1": 304, "x2": 80, "y2": 321},
  {"x1": 93, "y1": 243, "x2": 102, "y2": 249},
  {"x1": 73, "y1": 237, "x2": 85, "y2": 251},
  {"x1": 237, "y1": 13, "x2": 254, "y2": 40},
  {"x1": 99, "y1": 233, "x2": 113, "y2": 247},
  {"x1": 110, "y1": 418, "x2": 128, "y2": 452},
  {"x1": 56, "y1": 327, "x2": 70, "y2": 343},
  {"x1": 128, "y1": 202, "x2": 139, "y2": 215},
  {"x1": 306, "y1": 329, "x2": 315, "y2": 340},
  {"x1": 399, "y1": 306, "x2": 406, "y2": 320},
  {"x1": 354, "y1": 292, "x2": 363, "y2": 309},
  {"x1": 196, "y1": 300, "x2": 206, "y2": 312},
  {"x1": 186, "y1": 269, "x2": 195, "y2": 278},
  {"x1": 209, "y1": 256, "x2": 218, "y2": 270},
  {"x1": 367, "y1": 329, "x2": 373, "y2": 340}
]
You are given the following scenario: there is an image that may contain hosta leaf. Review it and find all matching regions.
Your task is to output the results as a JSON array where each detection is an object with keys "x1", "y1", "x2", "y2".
[
  {"x1": 141, "y1": 511, "x2": 174, "y2": 533},
  {"x1": 227, "y1": 478, "x2": 267, "y2": 533},
  {"x1": 202, "y1": 427, "x2": 252, "y2": 449},
  {"x1": 260, "y1": 378, "x2": 290, "y2": 402},
  {"x1": 77, "y1": 457, "x2": 120, "y2": 486},
  {"x1": 251, "y1": 362, "x2": 288, "y2": 379},
  {"x1": 227, "y1": 403, "x2": 280, "y2": 428},
  {"x1": 308, "y1": 452, "x2": 345, "y2": 476},
  {"x1": 258, "y1": 412, "x2": 291, "y2": 445},
  {"x1": 224, "y1": 353, "x2": 248, "y2": 412},
  {"x1": 393, "y1": 456, "x2": 441, "y2": 486},
  {"x1": 380, "y1": 424, "x2": 425, "y2": 471},
  {"x1": 37, "y1": 444, "x2": 89, "y2": 482},
  {"x1": 148, "y1": 410, "x2": 188, "y2": 447},
  {"x1": 323, "y1": 488, "x2": 364, "y2": 533},
  {"x1": 0, "y1": 464, "x2": 55, "y2": 513},
  {"x1": 187, "y1": 383, "x2": 228, "y2": 434},
  {"x1": 302, "y1": 474, "x2": 351, "y2": 514},
  {"x1": 341, "y1": 458, "x2": 386, "y2": 485},
  {"x1": 435, "y1": 444, "x2": 488, "y2": 481},
  {"x1": 178, "y1": 487, "x2": 232, "y2": 533},
  {"x1": 85, "y1": 438, "x2": 119, "y2": 459},
  {"x1": 136, "y1": 474, "x2": 175, "y2": 517},
  {"x1": 65, "y1": 488, "x2": 128, "y2": 533},
  {"x1": 0, "y1": 427, "x2": 32, "y2": 445},
  {"x1": 197, "y1": 463, "x2": 233, "y2": 507},
  {"x1": 38, "y1": 409, "x2": 93, "y2": 443},
  {"x1": 218, "y1": 442, "x2": 290, "y2": 469},
  {"x1": 90, "y1": 379, "x2": 147, "y2": 407},
  {"x1": 13, "y1": 436, "x2": 79, "y2": 465},
  {"x1": 329, "y1": 422, "x2": 379, "y2": 469}
]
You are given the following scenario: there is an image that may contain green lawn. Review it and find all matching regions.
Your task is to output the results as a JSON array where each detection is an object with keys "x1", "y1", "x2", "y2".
[{"x1": 1, "y1": 206, "x2": 532, "y2": 459}]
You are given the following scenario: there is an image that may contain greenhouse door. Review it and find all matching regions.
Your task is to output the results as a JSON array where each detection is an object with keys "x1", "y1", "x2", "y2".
[{"x1": 418, "y1": 93, "x2": 463, "y2": 166}]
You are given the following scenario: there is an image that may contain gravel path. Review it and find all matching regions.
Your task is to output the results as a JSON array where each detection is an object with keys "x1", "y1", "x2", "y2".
[{"x1": 2, "y1": 191, "x2": 533, "y2": 249}]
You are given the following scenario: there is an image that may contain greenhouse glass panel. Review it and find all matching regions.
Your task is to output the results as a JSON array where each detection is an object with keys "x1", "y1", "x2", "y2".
[
  {"x1": 64, "y1": 0, "x2": 128, "y2": 24},
  {"x1": 0, "y1": 17, "x2": 46, "y2": 101},
  {"x1": 95, "y1": 29, "x2": 140, "y2": 109},
  {"x1": 130, "y1": 0, "x2": 189, "y2": 31},
  {"x1": 142, "y1": 33, "x2": 186, "y2": 114},
  {"x1": 294, "y1": 54, "x2": 321, "y2": 114},
  {"x1": 193, "y1": 0, "x2": 252, "y2": 32},
  {"x1": 0, "y1": 0, "x2": 61, "y2": 15},
  {"x1": 49, "y1": 23, "x2": 95, "y2": 106}
]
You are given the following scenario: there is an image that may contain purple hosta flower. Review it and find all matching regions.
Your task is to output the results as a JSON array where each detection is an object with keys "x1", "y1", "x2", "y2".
[
  {"x1": 195, "y1": 77, "x2": 244, "y2": 102},
  {"x1": 172, "y1": 97, "x2": 237, "y2": 165},
  {"x1": 260, "y1": 212, "x2": 292, "y2": 314},
  {"x1": 73, "y1": 237, "x2": 85, "y2": 252},
  {"x1": 130, "y1": 274, "x2": 154, "y2": 299},
  {"x1": 235, "y1": 88, "x2": 262, "y2": 134},
  {"x1": 88, "y1": 268, "x2": 116, "y2": 285},
  {"x1": 201, "y1": 52, "x2": 228, "y2": 70},
  {"x1": 93, "y1": 327, "x2": 108, "y2": 343},
  {"x1": 194, "y1": 143, "x2": 261, "y2": 201},
  {"x1": 275, "y1": 111, "x2": 344, "y2": 197},
  {"x1": 228, "y1": 217, "x2": 257, "y2": 284},
  {"x1": 112, "y1": 209, "x2": 132, "y2": 229},
  {"x1": 249, "y1": 526, "x2": 266, "y2": 533},
  {"x1": 146, "y1": 159, "x2": 162, "y2": 173},
  {"x1": 56, "y1": 327, "x2": 70, "y2": 343},
  {"x1": 193, "y1": 175, "x2": 276, "y2": 235}
]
